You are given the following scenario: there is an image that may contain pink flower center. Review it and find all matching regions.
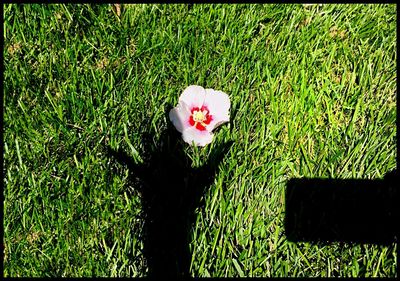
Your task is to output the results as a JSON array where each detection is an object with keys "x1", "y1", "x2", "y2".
[{"x1": 189, "y1": 106, "x2": 213, "y2": 131}]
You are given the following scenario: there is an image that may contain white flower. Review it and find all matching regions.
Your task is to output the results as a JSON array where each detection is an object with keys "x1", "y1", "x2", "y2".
[{"x1": 169, "y1": 85, "x2": 230, "y2": 146}]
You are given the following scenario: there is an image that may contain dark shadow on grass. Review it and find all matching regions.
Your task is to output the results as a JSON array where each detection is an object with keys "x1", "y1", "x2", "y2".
[
  {"x1": 285, "y1": 170, "x2": 398, "y2": 245},
  {"x1": 107, "y1": 115, "x2": 233, "y2": 278}
]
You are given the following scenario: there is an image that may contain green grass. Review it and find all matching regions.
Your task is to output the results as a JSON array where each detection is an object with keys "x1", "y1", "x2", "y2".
[{"x1": 3, "y1": 3, "x2": 397, "y2": 277}]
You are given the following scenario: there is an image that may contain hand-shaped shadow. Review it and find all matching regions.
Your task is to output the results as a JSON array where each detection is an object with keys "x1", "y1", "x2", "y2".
[{"x1": 107, "y1": 120, "x2": 233, "y2": 278}]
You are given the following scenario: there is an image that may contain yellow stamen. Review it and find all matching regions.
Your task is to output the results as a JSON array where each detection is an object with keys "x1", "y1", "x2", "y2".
[{"x1": 192, "y1": 110, "x2": 206, "y2": 122}]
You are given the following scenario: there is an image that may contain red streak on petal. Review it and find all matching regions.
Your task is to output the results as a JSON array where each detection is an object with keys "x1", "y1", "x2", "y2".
[
  {"x1": 189, "y1": 115, "x2": 195, "y2": 126},
  {"x1": 203, "y1": 114, "x2": 213, "y2": 125},
  {"x1": 191, "y1": 107, "x2": 200, "y2": 113},
  {"x1": 195, "y1": 122, "x2": 206, "y2": 131}
]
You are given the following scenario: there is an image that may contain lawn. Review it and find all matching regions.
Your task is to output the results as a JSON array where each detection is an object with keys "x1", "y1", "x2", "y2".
[{"x1": 3, "y1": 3, "x2": 397, "y2": 277}]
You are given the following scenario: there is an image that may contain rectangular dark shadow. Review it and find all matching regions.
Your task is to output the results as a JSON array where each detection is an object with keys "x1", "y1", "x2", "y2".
[{"x1": 285, "y1": 170, "x2": 398, "y2": 245}]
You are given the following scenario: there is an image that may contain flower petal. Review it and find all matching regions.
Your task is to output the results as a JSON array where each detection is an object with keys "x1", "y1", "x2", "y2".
[
  {"x1": 179, "y1": 85, "x2": 206, "y2": 109},
  {"x1": 169, "y1": 101, "x2": 191, "y2": 133},
  {"x1": 182, "y1": 127, "x2": 214, "y2": 146},
  {"x1": 207, "y1": 117, "x2": 229, "y2": 132},
  {"x1": 203, "y1": 88, "x2": 230, "y2": 131}
]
